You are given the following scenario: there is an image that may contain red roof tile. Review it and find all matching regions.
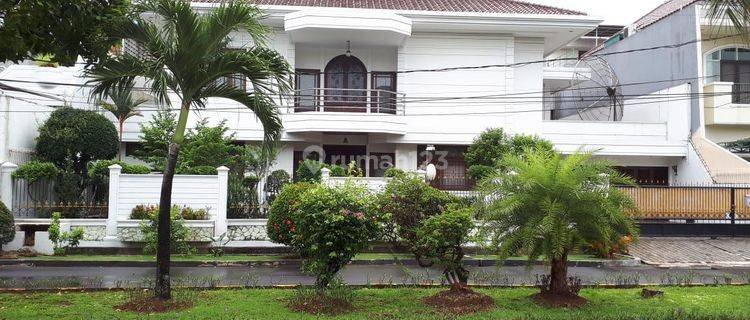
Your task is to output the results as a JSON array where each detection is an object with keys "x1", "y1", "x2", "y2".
[
  {"x1": 633, "y1": 0, "x2": 699, "y2": 31},
  {"x1": 192, "y1": 0, "x2": 585, "y2": 15}
]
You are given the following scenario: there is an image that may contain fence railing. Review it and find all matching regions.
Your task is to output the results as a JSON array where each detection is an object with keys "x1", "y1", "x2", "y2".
[{"x1": 619, "y1": 186, "x2": 749, "y2": 221}]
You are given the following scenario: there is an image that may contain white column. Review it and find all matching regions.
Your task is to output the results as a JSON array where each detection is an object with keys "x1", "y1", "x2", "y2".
[
  {"x1": 105, "y1": 164, "x2": 122, "y2": 239},
  {"x1": 320, "y1": 167, "x2": 331, "y2": 185},
  {"x1": 0, "y1": 162, "x2": 18, "y2": 211},
  {"x1": 215, "y1": 166, "x2": 229, "y2": 237}
]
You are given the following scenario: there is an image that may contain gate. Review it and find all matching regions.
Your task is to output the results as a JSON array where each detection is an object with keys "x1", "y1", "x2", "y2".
[{"x1": 621, "y1": 186, "x2": 750, "y2": 237}]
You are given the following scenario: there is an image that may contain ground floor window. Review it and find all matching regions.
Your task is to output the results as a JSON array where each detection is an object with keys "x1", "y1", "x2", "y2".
[
  {"x1": 417, "y1": 145, "x2": 474, "y2": 191},
  {"x1": 616, "y1": 166, "x2": 668, "y2": 186}
]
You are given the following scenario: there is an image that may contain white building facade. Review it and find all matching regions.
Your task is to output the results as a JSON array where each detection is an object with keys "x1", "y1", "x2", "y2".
[{"x1": 0, "y1": 0, "x2": 718, "y2": 188}]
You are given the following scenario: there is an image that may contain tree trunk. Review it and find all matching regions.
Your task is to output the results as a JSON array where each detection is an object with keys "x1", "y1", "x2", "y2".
[
  {"x1": 154, "y1": 104, "x2": 190, "y2": 300},
  {"x1": 118, "y1": 119, "x2": 124, "y2": 161},
  {"x1": 549, "y1": 251, "x2": 569, "y2": 295}
]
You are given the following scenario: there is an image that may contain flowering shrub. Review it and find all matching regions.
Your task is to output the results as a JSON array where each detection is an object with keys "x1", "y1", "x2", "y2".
[
  {"x1": 266, "y1": 182, "x2": 314, "y2": 247},
  {"x1": 294, "y1": 183, "x2": 382, "y2": 287},
  {"x1": 130, "y1": 205, "x2": 209, "y2": 220}
]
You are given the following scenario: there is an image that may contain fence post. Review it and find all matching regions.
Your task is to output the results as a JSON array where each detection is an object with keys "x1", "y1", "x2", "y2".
[
  {"x1": 215, "y1": 166, "x2": 229, "y2": 237},
  {"x1": 730, "y1": 187, "x2": 737, "y2": 237},
  {"x1": 105, "y1": 164, "x2": 122, "y2": 239},
  {"x1": 0, "y1": 162, "x2": 17, "y2": 211},
  {"x1": 320, "y1": 167, "x2": 331, "y2": 185}
]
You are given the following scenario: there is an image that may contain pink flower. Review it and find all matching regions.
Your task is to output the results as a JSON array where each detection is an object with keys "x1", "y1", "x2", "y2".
[{"x1": 354, "y1": 212, "x2": 365, "y2": 220}]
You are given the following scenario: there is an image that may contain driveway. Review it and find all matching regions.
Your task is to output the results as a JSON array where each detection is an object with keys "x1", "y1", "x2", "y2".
[{"x1": 629, "y1": 237, "x2": 750, "y2": 268}]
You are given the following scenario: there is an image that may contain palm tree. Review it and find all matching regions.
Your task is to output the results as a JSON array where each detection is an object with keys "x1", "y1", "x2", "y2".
[
  {"x1": 86, "y1": 0, "x2": 291, "y2": 299},
  {"x1": 99, "y1": 81, "x2": 146, "y2": 160},
  {"x1": 705, "y1": 0, "x2": 750, "y2": 33},
  {"x1": 477, "y1": 148, "x2": 638, "y2": 303}
]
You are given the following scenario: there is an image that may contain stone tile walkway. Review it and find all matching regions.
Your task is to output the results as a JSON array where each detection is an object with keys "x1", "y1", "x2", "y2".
[{"x1": 630, "y1": 237, "x2": 750, "y2": 267}]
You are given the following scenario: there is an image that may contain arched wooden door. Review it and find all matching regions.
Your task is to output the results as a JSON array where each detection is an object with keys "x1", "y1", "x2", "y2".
[{"x1": 324, "y1": 55, "x2": 367, "y2": 112}]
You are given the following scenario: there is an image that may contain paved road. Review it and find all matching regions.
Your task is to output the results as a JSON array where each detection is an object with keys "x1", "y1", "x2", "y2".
[
  {"x1": 2, "y1": 263, "x2": 749, "y2": 289},
  {"x1": 630, "y1": 237, "x2": 750, "y2": 267}
]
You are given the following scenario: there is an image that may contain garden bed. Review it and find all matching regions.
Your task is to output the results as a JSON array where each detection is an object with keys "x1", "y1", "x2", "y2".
[{"x1": 1, "y1": 286, "x2": 749, "y2": 319}]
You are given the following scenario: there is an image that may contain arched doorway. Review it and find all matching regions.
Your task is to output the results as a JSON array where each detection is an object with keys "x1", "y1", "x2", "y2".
[{"x1": 324, "y1": 54, "x2": 367, "y2": 112}]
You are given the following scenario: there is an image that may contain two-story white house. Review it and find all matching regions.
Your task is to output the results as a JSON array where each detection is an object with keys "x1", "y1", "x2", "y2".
[{"x1": 0, "y1": 0, "x2": 720, "y2": 188}]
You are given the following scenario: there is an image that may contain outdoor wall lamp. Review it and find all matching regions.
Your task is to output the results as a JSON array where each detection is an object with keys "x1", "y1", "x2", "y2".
[{"x1": 425, "y1": 163, "x2": 437, "y2": 181}]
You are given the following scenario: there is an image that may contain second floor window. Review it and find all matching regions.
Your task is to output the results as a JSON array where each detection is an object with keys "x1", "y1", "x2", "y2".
[{"x1": 216, "y1": 74, "x2": 246, "y2": 91}]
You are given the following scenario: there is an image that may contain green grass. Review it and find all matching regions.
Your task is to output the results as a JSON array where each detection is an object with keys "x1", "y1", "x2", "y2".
[
  {"x1": 20, "y1": 253, "x2": 608, "y2": 263},
  {"x1": 1, "y1": 286, "x2": 748, "y2": 319}
]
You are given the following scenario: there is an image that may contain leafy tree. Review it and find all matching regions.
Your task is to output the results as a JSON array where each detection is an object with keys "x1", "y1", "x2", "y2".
[
  {"x1": 36, "y1": 108, "x2": 119, "y2": 176},
  {"x1": 464, "y1": 128, "x2": 553, "y2": 180},
  {"x1": 99, "y1": 81, "x2": 146, "y2": 160},
  {"x1": 0, "y1": 0, "x2": 129, "y2": 66},
  {"x1": 86, "y1": 0, "x2": 291, "y2": 299},
  {"x1": 133, "y1": 110, "x2": 176, "y2": 172},
  {"x1": 478, "y1": 148, "x2": 639, "y2": 299},
  {"x1": 414, "y1": 206, "x2": 473, "y2": 286},
  {"x1": 0, "y1": 202, "x2": 14, "y2": 251}
]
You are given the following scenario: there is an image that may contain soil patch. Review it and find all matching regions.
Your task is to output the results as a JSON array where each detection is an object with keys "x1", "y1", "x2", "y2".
[
  {"x1": 422, "y1": 285, "x2": 495, "y2": 315},
  {"x1": 287, "y1": 293, "x2": 353, "y2": 316},
  {"x1": 115, "y1": 295, "x2": 194, "y2": 313},
  {"x1": 531, "y1": 292, "x2": 587, "y2": 308}
]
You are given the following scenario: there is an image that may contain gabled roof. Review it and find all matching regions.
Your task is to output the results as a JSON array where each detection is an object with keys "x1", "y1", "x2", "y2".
[
  {"x1": 633, "y1": 0, "x2": 699, "y2": 31},
  {"x1": 192, "y1": 0, "x2": 585, "y2": 15}
]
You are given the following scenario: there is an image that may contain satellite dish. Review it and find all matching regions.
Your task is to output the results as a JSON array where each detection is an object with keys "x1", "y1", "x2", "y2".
[{"x1": 569, "y1": 56, "x2": 624, "y2": 121}]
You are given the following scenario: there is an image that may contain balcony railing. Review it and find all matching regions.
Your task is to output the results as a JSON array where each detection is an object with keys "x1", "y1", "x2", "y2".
[
  {"x1": 288, "y1": 88, "x2": 406, "y2": 115},
  {"x1": 732, "y1": 83, "x2": 750, "y2": 104}
]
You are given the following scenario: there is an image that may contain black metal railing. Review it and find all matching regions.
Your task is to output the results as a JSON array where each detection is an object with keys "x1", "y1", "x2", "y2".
[
  {"x1": 291, "y1": 88, "x2": 405, "y2": 115},
  {"x1": 731, "y1": 83, "x2": 750, "y2": 104}
]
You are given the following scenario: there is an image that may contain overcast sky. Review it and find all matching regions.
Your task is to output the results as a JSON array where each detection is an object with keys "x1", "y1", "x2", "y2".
[{"x1": 527, "y1": 0, "x2": 667, "y2": 25}]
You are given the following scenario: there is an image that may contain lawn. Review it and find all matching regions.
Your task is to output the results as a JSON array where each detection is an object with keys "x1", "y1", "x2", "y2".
[
  {"x1": 1, "y1": 286, "x2": 748, "y2": 319},
  {"x1": 19, "y1": 253, "x2": 609, "y2": 263}
]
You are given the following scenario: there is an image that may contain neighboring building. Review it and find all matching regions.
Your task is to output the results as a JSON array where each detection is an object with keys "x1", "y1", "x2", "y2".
[
  {"x1": 590, "y1": 0, "x2": 750, "y2": 183},
  {"x1": 0, "y1": 0, "x2": 726, "y2": 188}
]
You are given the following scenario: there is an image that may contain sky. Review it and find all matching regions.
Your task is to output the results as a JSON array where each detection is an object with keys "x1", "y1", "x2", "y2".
[{"x1": 526, "y1": 0, "x2": 667, "y2": 25}]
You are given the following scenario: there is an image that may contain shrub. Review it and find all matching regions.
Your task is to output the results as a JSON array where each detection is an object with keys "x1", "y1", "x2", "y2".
[
  {"x1": 11, "y1": 161, "x2": 59, "y2": 183},
  {"x1": 295, "y1": 159, "x2": 323, "y2": 183},
  {"x1": 383, "y1": 167, "x2": 405, "y2": 178},
  {"x1": 294, "y1": 183, "x2": 382, "y2": 287},
  {"x1": 376, "y1": 173, "x2": 461, "y2": 264},
  {"x1": 182, "y1": 165, "x2": 218, "y2": 175},
  {"x1": 140, "y1": 208, "x2": 195, "y2": 255},
  {"x1": 48, "y1": 212, "x2": 85, "y2": 255},
  {"x1": 0, "y1": 202, "x2": 15, "y2": 251},
  {"x1": 266, "y1": 182, "x2": 314, "y2": 247},
  {"x1": 326, "y1": 164, "x2": 346, "y2": 177},
  {"x1": 264, "y1": 169, "x2": 290, "y2": 202},
  {"x1": 35, "y1": 108, "x2": 118, "y2": 172},
  {"x1": 414, "y1": 207, "x2": 474, "y2": 285},
  {"x1": 464, "y1": 128, "x2": 552, "y2": 180},
  {"x1": 130, "y1": 205, "x2": 209, "y2": 221},
  {"x1": 345, "y1": 161, "x2": 363, "y2": 177}
]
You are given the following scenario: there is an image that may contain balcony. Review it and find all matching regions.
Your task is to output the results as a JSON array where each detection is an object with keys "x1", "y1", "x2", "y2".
[
  {"x1": 282, "y1": 88, "x2": 408, "y2": 135},
  {"x1": 704, "y1": 82, "x2": 750, "y2": 125}
]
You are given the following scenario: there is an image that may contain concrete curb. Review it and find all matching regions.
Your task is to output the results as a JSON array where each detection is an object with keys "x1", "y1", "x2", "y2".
[{"x1": 0, "y1": 257, "x2": 641, "y2": 268}]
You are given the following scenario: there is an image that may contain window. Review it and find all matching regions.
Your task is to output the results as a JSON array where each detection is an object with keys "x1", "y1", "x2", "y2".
[
  {"x1": 216, "y1": 74, "x2": 246, "y2": 90},
  {"x1": 371, "y1": 72, "x2": 397, "y2": 114},
  {"x1": 295, "y1": 69, "x2": 320, "y2": 112},
  {"x1": 705, "y1": 47, "x2": 750, "y2": 84}
]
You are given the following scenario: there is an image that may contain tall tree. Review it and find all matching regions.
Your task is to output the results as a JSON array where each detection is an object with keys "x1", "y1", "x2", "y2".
[
  {"x1": 86, "y1": 0, "x2": 291, "y2": 299},
  {"x1": 0, "y1": 0, "x2": 129, "y2": 66},
  {"x1": 99, "y1": 81, "x2": 146, "y2": 160},
  {"x1": 478, "y1": 148, "x2": 638, "y2": 304},
  {"x1": 706, "y1": 0, "x2": 750, "y2": 33}
]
